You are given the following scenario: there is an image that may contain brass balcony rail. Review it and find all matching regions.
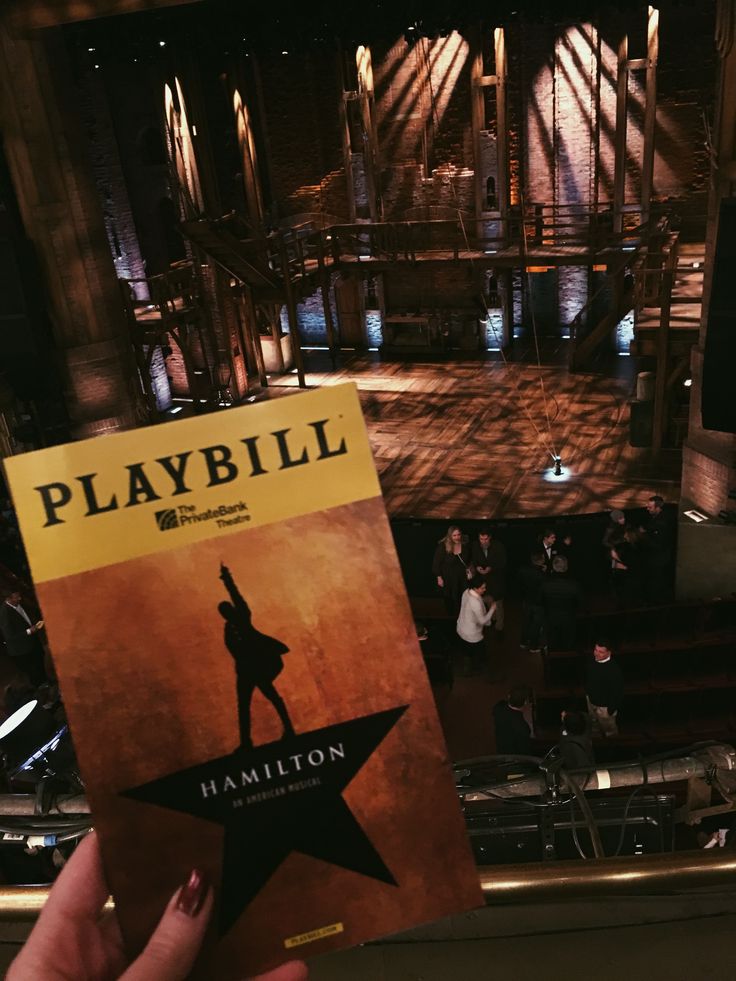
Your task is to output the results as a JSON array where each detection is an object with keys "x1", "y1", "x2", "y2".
[{"x1": 0, "y1": 850, "x2": 734, "y2": 920}]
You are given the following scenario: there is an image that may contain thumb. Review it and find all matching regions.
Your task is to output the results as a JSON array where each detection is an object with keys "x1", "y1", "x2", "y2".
[{"x1": 121, "y1": 870, "x2": 213, "y2": 981}]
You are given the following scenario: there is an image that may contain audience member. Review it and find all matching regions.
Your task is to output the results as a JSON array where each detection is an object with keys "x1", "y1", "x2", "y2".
[
  {"x1": 519, "y1": 552, "x2": 546, "y2": 652},
  {"x1": 585, "y1": 639, "x2": 623, "y2": 738},
  {"x1": 602, "y1": 509, "x2": 626, "y2": 552},
  {"x1": 470, "y1": 527, "x2": 507, "y2": 633},
  {"x1": 558, "y1": 710, "x2": 595, "y2": 770},
  {"x1": 0, "y1": 590, "x2": 47, "y2": 688},
  {"x1": 610, "y1": 526, "x2": 644, "y2": 608},
  {"x1": 540, "y1": 555, "x2": 581, "y2": 651},
  {"x1": 555, "y1": 528, "x2": 577, "y2": 575},
  {"x1": 493, "y1": 686, "x2": 532, "y2": 755},
  {"x1": 639, "y1": 495, "x2": 675, "y2": 603},
  {"x1": 456, "y1": 574, "x2": 496, "y2": 675},
  {"x1": 538, "y1": 529, "x2": 557, "y2": 573},
  {"x1": 432, "y1": 525, "x2": 472, "y2": 617}
]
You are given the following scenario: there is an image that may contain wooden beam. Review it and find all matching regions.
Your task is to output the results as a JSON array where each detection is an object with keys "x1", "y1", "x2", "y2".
[
  {"x1": 3, "y1": 0, "x2": 202, "y2": 32},
  {"x1": 500, "y1": 269, "x2": 514, "y2": 350},
  {"x1": 470, "y1": 36, "x2": 485, "y2": 232},
  {"x1": 243, "y1": 289, "x2": 268, "y2": 388},
  {"x1": 316, "y1": 235, "x2": 338, "y2": 366},
  {"x1": 495, "y1": 27, "x2": 509, "y2": 240},
  {"x1": 613, "y1": 34, "x2": 628, "y2": 235},
  {"x1": 278, "y1": 236, "x2": 306, "y2": 388},
  {"x1": 338, "y1": 51, "x2": 357, "y2": 224},
  {"x1": 652, "y1": 261, "x2": 675, "y2": 452},
  {"x1": 641, "y1": 6, "x2": 659, "y2": 227}
]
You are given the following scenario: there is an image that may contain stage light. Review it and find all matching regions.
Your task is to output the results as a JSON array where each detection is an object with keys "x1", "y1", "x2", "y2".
[
  {"x1": 684, "y1": 377, "x2": 692, "y2": 387},
  {"x1": 542, "y1": 456, "x2": 572, "y2": 482},
  {"x1": 693, "y1": 261, "x2": 701, "y2": 269},
  {"x1": 159, "y1": 40, "x2": 166, "y2": 47}
]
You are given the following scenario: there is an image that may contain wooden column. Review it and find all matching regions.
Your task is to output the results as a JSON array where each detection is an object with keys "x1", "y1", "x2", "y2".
[
  {"x1": 470, "y1": 35, "x2": 485, "y2": 233},
  {"x1": 0, "y1": 24, "x2": 138, "y2": 437},
  {"x1": 652, "y1": 252, "x2": 676, "y2": 452},
  {"x1": 338, "y1": 48, "x2": 357, "y2": 224},
  {"x1": 500, "y1": 269, "x2": 514, "y2": 350},
  {"x1": 471, "y1": 29, "x2": 508, "y2": 241},
  {"x1": 495, "y1": 28, "x2": 509, "y2": 240},
  {"x1": 641, "y1": 6, "x2": 660, "y2": 227},
  {"x1": 357, "y1": 45, "x2": 381, "y2": 221},
  {"x1": 316, "y1": 235, "x2": 338, "y2": 366},
  {"x1": 278, "y1": 237, "x2": 306, "y2": 388},
  {"x1": 242, "y1": 289, "x2": 268, "y2": 388},
  {"x1": 613, "y1": 34, "x2": 629, "y2": 235}
]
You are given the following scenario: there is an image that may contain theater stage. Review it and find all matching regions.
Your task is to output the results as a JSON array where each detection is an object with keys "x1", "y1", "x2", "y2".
[{"x1": 266, "y1": 351, "x2": 682, "y2": 520}]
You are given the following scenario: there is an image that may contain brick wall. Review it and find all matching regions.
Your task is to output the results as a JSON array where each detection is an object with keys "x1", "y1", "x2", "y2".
[{"x1": 255, "y1": 51, "x2": 349, "y2": 221}]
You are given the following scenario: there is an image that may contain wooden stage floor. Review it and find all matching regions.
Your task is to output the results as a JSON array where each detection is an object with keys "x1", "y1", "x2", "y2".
[{"x1": 266, "y1": 351, "x2": 682, "y2": 520}]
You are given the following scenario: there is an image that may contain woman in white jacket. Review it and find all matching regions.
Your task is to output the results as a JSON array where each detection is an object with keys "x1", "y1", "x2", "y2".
[{"x1": 456, "y1": 574, "x2": 496, "y2": 675}]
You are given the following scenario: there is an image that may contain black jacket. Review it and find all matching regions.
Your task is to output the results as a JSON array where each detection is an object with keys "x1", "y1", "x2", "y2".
[
  {"x1": 541, "y1": 575, "x2": 581, "y2": 621},
  {"x1": 559, "y1": 730, "x2": 595, "y2": 771},
  {"x1": 470, "y1": 540, "x2": 507, "y2": 598},
  {"x1": 493, "y1": 701, "x2": 532, "y2": 755},
  {"x1": 519, "y1": 565, "x2": 545, "y2": 605},
  {"x1": 585, "y1": 658, "x2": 623, "y2": 714}
]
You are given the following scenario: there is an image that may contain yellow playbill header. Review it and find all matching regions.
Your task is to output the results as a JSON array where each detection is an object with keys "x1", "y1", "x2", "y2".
[{"x1": 5, "y1": 383, "x2": 380, "y2": 583}]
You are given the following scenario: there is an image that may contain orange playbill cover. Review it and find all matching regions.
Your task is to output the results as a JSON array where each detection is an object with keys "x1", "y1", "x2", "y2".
[{"x1": 5, "y1": 383, "x2": 482, "y2": 978}]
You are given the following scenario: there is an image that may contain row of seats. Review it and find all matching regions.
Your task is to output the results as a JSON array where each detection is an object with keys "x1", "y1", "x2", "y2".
[
  {"x1": 535, "y1": 685, "x2": 736, "y2": 745},
  {"x1": 544, "y1": 643, "x2": 736, "y2": 692},
  {"x1": 575, "y1": 598, "x2": 736, "y2": 652}
]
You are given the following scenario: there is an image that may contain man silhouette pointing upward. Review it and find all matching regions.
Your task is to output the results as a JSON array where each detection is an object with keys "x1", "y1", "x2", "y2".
[{"x1": 218, "y1": 563, "x2": 295, "y2": 750}]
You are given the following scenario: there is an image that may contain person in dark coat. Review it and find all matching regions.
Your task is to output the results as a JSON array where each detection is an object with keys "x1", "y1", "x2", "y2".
[
  {"x1": 610, "y1": 527, "x2": 644, "y2": 608},
  {"x1": 432, "y1": 525, "x2": 472, "y2": 617},
  {"x1": 519, "y1": 552, "x2": 546, "y2": 651},
  {"x1": 537, "y1": 529, "x2": 558, "y2": 573},
  {"x1": 639, "y1": 495, "x2": 675, "y2": 603},
  {"x1": 585, "y1": 639, "x2": 624, "y2": 737},
  {"x1": 540, "y1": 555, "x2": 581, "y2": 651},
  {"x1": 470, "y1": 528, "x2": 507, "y2": 632},
  {"x1": 0, "y1": 590, "x2": 47, "y2": 688},
  {"x1": 558, "y1": 710, "x2": 595, "y2": 770},
  {"x1": 493, "y1": 686, "x2": 532, "y2": 755},
  {"x1": 219, "y1": 564, "x2": 294, "y2": 750}
]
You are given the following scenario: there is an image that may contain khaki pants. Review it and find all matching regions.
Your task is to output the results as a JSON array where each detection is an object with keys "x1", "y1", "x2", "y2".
[
  {"x1": 587, "y1": 697, "x2": 618, "y2": 737},
  {"x1": 493, "y1": 598, "x2": 505, "y2": 631}
]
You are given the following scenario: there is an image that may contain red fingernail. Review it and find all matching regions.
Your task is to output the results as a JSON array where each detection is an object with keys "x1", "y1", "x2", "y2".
[{"x1": 176, "y1": 869, "x2": 208, "y2": 917}]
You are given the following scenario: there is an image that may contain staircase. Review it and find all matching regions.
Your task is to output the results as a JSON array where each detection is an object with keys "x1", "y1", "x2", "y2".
[
  {"x1": 179, "y1": 217, "x2": 282, "y2": 294},
  {"x1": 631, "y1": 241, "x2": 705, "y2": 357}
]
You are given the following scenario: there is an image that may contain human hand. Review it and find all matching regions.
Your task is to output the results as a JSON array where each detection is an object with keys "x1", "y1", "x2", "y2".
[
  {"x1": 7, "y1": 833, "x2": 307, "y2": 981},
  {"x1": 437, "y1": 576, "x2": 444, "y2": 588}
]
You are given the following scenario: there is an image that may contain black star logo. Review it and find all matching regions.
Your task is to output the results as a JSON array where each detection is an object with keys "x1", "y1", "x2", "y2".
[{"x1": 121, "y1": 705, "x2": 408, "y2": 934}]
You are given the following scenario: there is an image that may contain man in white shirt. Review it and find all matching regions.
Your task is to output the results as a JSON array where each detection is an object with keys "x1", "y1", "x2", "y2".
[
  {"x1": 0, "y1": 590, "x2": 46, "y2": 687},
  {"x1": 456, "y1": 575, "x2": 496, "y2": 675}
]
